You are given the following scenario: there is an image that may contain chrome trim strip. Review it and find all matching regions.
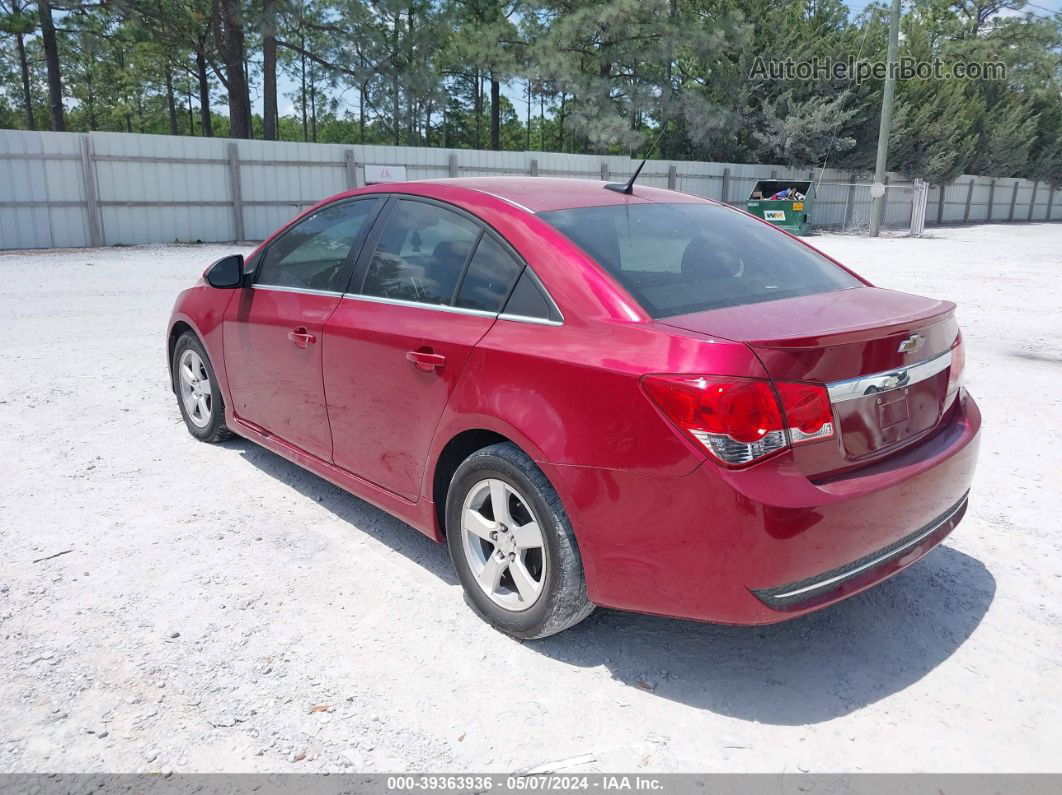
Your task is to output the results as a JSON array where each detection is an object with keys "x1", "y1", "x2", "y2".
[
  {"x1": 251, "y1": 284, "x2": 342, "y2": 298},
  {"x1": 826, "y1": 350, "x2": 952, "y2": 403},
  {"x1": 341, "y1": 292, "x2": 498, "y2": 318},
  {"x1": 251, "y1": 284, "x2": 564, "y2": 325},
  {"x1": 770, "y1": 496, "x2": 967, "y2": 600},
  {"x1": 498, "y1": 312, "x2": 563, "y2": 327},
  {"x1": 468, "y1": 189, "x2": 536, "y2": 215}
]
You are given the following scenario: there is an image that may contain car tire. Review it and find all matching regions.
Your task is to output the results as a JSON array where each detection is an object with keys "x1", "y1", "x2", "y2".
[
  {"x1": 172, "y1": 331, "x2": 231, "y2": 443},
  {"x1": 446, "y1": 442, "x2": 594, "y2": 639}
]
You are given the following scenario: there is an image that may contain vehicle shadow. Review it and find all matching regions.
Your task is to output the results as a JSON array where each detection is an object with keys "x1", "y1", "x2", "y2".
[
  {"x1": 224, "y1": 437, "x2": 994, "y2": 726},
  {"x1": 530, "y1": 544, "x2": 995, "y2": 725},
  {"x1": 224, "y1": 437, "x2": 458, "y2": 586}
]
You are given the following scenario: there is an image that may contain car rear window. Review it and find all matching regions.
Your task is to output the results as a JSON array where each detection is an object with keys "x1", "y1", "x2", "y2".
[{"x1": 538, "y1": 202, "x2": 861, "y2": 318}]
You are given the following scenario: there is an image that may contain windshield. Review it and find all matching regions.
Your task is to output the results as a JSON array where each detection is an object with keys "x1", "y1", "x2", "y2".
[{"x1": 539, "y1": 203, "x2": 861, "y2": 318}]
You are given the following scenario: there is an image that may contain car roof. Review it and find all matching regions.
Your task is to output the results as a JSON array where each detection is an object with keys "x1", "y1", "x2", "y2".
[{"x1": 389, "y1": 176, "x2": 713, "y2": 214}]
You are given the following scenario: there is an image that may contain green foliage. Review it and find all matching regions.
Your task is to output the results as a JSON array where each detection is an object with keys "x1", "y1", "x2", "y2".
[
  {"x1": 754, "y1": 91, "x2": 857, "y2": 166},
  {"x1": 0, "y1": 0, "x2": 1059, "y2": 185}
]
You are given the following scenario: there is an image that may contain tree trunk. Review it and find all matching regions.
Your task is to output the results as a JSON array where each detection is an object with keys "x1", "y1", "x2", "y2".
[
  {"x1": 300, "y1": 29, "x2": 308, "y2": 141},
  {"x1": 558, "y1": 92, "x2": 566, "y2": 152},
  {"x1": 37, "y1": 0, "x2": 65, "y2": 131},
  {"x1": 391, "y1": 14, "x2": 400, "y2": 146},
  {"x1": 187, "y1": 85, "x2": 195, "y2": 135},
  {"x1": 474, "y1": 69, "x2": 482, "y2": 149},
  {"x1": 359, "y1": 82, "x2": 366, "y2": 144},
  {"x1": 165, "y1": 67, "x2": 179, "y2": 135},
  {"x1": 196, "y1": 48, "x2": 214, "y2": 137},
  {"x1": 539, "y1": 92, "x2": 544, "y2": 151},
  {"x1": 16, "y1": 32, "x2": 35, "y2": 130},
  {"x1": 309, "y1": 65, "x2": 317, "y2": 143},
  {"x1": 85, "y1": 73, "x2": 97, "y2": 130},
  {"x1": 490, "y1": 74, "x2": 501, "y2": 150},
  {"x1": 244, "y1": 53, "x2": 254, "y2": 138},
  {"x1": 213, "y1": 0, "x2": 251, "y2": 139},
  {"x1": 262, "y1": 0, "x2": 278, "y2": 140},
  {"x1": 667, "y1": 0, "x2": 676, "y2": 93},
  {"x1": 406, "y1": 3, "x2": 415, "y2": 146}
]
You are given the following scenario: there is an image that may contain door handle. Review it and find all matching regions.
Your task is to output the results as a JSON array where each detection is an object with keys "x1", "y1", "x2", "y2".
[
  {"x1": 406, "y1": 350, "x2": 446, "y2": 372},
  {"x1": 287, "y1": 327, "x2": 317, "y2": 348}
]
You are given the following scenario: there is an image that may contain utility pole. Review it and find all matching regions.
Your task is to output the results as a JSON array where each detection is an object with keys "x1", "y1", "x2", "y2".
[{"x1": 869, "y1": 0, "x2": 902, "y2": 237}]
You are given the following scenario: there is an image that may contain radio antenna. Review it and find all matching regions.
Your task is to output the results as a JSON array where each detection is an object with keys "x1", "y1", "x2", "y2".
[{"x1": 605, "y1": 122, "x2": 670, "y2": 195}]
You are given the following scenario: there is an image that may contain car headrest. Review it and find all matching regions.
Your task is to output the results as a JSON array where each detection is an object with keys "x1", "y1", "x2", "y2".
[
  {"x1": 681, "y1": 237, "x2": 741, "y2": 281},
  {"x1": 432, "y1": 240, "x2": 474, "y2": 270}
]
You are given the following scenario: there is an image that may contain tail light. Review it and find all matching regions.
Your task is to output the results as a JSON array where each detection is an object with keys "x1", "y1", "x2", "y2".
[
  {"x1": 642, "y1": 375, "x2": 835, "y2": 467},
  {"x1": 947, "y1": 333, "x2": 964, "y2": 394}
]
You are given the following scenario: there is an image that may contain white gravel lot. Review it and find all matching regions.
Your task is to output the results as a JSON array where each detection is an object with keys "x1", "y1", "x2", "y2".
[{"x1": 0, "y1": 223, "x2": 1060, "y2": 774}]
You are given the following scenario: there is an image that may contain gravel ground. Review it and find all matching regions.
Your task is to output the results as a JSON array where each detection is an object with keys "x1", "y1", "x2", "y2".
[{"x1": 0, "y1": 223, "x2": 1060, "y2": 774}]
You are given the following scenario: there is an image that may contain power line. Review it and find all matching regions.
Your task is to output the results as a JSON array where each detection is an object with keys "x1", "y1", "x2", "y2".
[{"x1": 1022, "y1": 2, "x2": 1061, "y2": 14}]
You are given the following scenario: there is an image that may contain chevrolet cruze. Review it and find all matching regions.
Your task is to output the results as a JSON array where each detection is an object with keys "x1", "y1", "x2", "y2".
[{"x1": 168, "y1": 177, "x2": 980, "y2": 638}]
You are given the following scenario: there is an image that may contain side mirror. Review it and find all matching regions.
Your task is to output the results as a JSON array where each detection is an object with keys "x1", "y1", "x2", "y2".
[{"x1": 205, "y1": 254, "x2": 244, "y2": 289}]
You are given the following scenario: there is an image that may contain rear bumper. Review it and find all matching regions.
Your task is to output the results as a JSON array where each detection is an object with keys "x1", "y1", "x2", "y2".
[
  {"x1": 544, "y1": 390, "x2": 981, "y2": 625},
  {"x1": 750, "y1": 491, "x2": 967, "y2": 611}
]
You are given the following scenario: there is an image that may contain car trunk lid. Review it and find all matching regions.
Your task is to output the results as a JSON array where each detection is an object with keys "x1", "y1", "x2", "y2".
[{"x1": 659, "y1": 286, "x2": 960, "y2": 477}]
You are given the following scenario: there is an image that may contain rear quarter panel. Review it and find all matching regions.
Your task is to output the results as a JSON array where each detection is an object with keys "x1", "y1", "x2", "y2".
[{"x1": 427, "y1": 317, "x2": 770, "y2": 480}]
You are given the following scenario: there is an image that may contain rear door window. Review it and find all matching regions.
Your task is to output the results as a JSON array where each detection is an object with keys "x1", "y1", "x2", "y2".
[
  {"x1": 539, "y1": 203, "x2": 860, "y2": 318},
  {"x1": 361, "y1": 199, "x2": 480, "y2": 305},
  {"x1": 455, "y1": 235, "x2": 523, "y2": 312},
  {"x1": 502, "y1": 269, "x2": 561, "y2": 322}
]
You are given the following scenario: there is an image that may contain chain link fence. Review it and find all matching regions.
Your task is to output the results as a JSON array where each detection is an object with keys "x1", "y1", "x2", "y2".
[{"x1": 815, "y1": 180, "x2": 929, "y2": 236}]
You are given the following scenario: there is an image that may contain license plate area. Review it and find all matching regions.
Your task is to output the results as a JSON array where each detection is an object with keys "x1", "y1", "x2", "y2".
[
  {"x1": 835, "y1": 376, "x2": 946, "y2": 459},
  {"x1": 878, "y1": 392, "x2": 910, "y2": 428}
]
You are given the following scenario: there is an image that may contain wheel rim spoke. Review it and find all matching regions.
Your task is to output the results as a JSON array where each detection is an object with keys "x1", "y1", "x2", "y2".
[
  {"x1": 477, "y1": 554, "x2": 505, "y2": 592},
  {"x1": 511, "y1": 521, "x2": 543, "y2": 550},
  {"x1": 180, "y1": 363, "x2": 196, "y2": 386},
  {"x1": 509, "y1": 557, "x2": 541, "y2": 603},
  {"x1": 463, "y1": 510, "x2": 496, "y2": 542},
  {"x1": 489, "y1": 479, "x2": 512, "y2": 526}
]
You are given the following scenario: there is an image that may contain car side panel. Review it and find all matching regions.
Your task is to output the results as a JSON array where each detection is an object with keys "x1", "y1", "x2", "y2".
[
  {"x1": 428, "y1": 317, "x2": 769, "y2": 480},
  {"x1": 168, "y1": 282, "x2": 238, "y2": 409},
  {"x1": 324, "y1": 298, "x2": 495, "y2": 501},
  {"x1": 222, "y1": 288, "x2": 339, "y2": 461}
]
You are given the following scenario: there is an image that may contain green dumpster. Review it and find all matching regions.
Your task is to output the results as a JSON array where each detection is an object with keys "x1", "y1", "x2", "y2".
[{"x1": 745, "y1": 180, "x2": 814, "y2": 235}]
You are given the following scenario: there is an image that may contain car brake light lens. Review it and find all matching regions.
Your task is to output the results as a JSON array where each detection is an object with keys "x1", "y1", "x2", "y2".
[
  {"x1": 947, "y1": 333, "x2": 964, "y2": 393},
  {"x1": 642, "y1": 375, "x2": 835, "y2": 467}
]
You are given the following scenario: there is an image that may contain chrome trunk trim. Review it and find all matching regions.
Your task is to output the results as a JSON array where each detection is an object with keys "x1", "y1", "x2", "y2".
[{"x1": 826, "y1": 350, "x2": 952, "y2": 403}]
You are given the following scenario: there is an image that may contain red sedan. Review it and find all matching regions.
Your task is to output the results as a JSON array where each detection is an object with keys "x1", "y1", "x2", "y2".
[{"x1": 167, "y1": 177, "x2": 980, "y2": 639}]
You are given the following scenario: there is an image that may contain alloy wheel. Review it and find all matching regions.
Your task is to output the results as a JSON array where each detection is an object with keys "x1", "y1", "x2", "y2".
[
  {"x1": 460, "y1": 478, "x2": 547, "y2": 611},
  {"x1": 178, "y1": 349, "x2": 213, "y2": 428}
]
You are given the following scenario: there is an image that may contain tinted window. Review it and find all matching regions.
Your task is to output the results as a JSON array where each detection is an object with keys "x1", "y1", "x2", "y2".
[
  {"x1": 503, "y1": 269, "x2": 556, "y2": 321},
  {"x1": 539, "y1": 203, "x2": 860, "y2": 318},
  {"x1": 455, "y1": 236, "x2": 523, "y2": 312},
  {"x1": 257, "y1": 200, "x2": 377, "y2": 291},
  {"x1": 362, "y1": 200, "x2": 480, "y2": 305}
]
